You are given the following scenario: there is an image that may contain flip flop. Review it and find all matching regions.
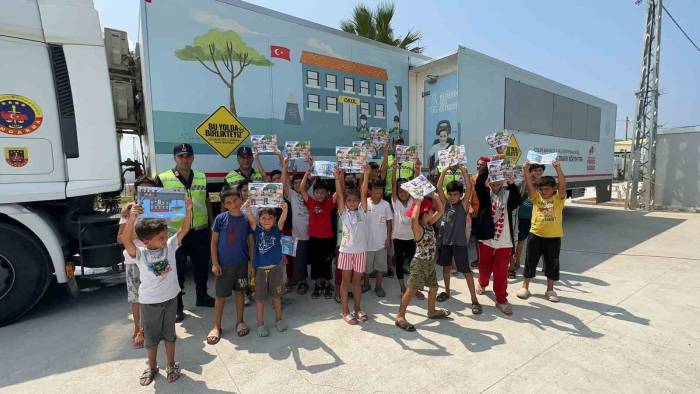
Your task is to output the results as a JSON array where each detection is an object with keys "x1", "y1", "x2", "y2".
[
  {"x1": 395, "y1": 319, "x2": 415, "y2": 332},
  {"x1": 428, "y1": 309, "x2": 451, "y2": 319},
  {"x1": 206, "y1": 327, "x2": 221, "y2": 345}
]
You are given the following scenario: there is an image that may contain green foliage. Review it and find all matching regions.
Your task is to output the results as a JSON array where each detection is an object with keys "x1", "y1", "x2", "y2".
[
  {"x1": 175, "y1": 29, "x2": 271, "y2": 66},
  {"x1": 340, "y1": 1, "x2": 423, "y2": 53}
]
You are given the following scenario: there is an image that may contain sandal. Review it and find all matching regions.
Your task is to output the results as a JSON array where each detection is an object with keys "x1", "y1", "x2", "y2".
[
  {"x1": 415, "y1": 290, "x2": 425, "y2": 300},
  {"x1": 236, "y1": 322, "x2": 250, "y2": 337},
  {"x1": 166, "y1": 362, "x2": 181, "y2": 383},
  {"x1": 132, "y1": 326, "x2": 144, "y2": 349},
  {"x1": 256, "y1": 325, "x2": 269, "y2": 337},
  {"x1": 436, "y1": 291, "x2": 450, "y2": 302},
  {"x1": 139, "y1": 367, "x2": 158, "y2": 386},
  {"x1": 343, "y1": 313, "x2": 358, "y2": 325},
  {"x1": 497, "y1": 302, "x2": 513, "y2": 316},
  {"x1": 334, "y1": 294, "x2": 341, "y2": 304},
  {"x1": 471, "y1": 303, "x2": 483, "y2": 315},
  {"x1": 428, "y1": 309, "x2": 451, "y2": 319},
  {"x1": 206, "y1": 327, "x2": 221, "y2": 345},
  {"x1": 395, "y1": 319, "x2": 415, "y2": 332},
  {"x1": 355, "y1": 310, "x2": 369, "y2": 322}
]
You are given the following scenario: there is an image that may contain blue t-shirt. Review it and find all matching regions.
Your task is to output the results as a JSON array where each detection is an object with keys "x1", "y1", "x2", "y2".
[
  {"x1": 253, "y1": 226, "x2": 283, "y2": 268},
  {"x1": 212, "y1": 212, "x2": 251, "y2": 265}
]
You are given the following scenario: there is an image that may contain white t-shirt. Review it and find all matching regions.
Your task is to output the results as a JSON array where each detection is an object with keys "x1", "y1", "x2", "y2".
[
  {"x1": 480, "y1": 191, "x2": 513, "y2": 249},
  {"x1": 289, "y1": 189, "x2": 310, "y2": 241},
  {"x1": 366, "y1": 198, "x2": 393, "y2": 251},
  {"x1": 127, "y1": 235, "x2": 181, "y2": 304},
  {"x1": 391, "y1": 196, "x2": 414, "y2": 241},
  {"x1": 339, "y1": 208, "x2": 368, "y2": 253}
]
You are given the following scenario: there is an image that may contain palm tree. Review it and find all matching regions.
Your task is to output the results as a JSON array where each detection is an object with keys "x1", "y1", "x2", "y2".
[{"x1": 340, "y1": 2, "x2": 423, "y2": 53}]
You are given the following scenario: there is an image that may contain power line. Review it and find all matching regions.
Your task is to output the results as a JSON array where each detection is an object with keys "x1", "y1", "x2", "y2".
[{"x1": 661, "y1": 4, "x2": 700, "y2": 52}]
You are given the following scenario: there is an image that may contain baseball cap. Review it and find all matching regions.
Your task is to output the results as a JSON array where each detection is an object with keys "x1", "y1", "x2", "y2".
[
  {"x1": 405, "y1": 198, "x2": 434, "y2": 217},
  {"x1": 237, "y1": 146, "x2": 253, "y2": 157},
  {"x1": 174, "y1": 143, "x2": 193, "y2": 156}
]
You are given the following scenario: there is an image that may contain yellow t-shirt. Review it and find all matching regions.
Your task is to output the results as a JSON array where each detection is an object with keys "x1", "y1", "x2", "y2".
[{"x1": 529, "y1": 192, "x2": 565, "y2": 238}]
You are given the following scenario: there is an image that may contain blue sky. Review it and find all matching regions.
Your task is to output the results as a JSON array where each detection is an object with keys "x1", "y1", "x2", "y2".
[{"x1": 95, "y1": 0, "x2": 699, "y2": 139}]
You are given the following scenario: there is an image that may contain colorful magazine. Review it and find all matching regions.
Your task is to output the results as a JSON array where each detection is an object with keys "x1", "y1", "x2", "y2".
[
  {"x1": 284, "y1": 140, "x2": 311, "y2": 160},
  {"x1": 437, "y1": 145, "x2": 467, "y2": 171},
  {"x1": 248, "y1": 182, "x2": 284, "y2": 207},
  {"x1": 312, "y1": 160, "x2": 336, "y2": 178},
  {"x1": 137, "y1": 187, "x2": 187, "y2": 221},
  {"x1": 369, "y1": 127, "x2": 389, "y2": 150},
  {"x1": 526, "y1": 150, "x2": 558, "y2": 165},
  {"x1": 281, "y1": 236, "x2": 298, "y2": 257},
  {"x1": 353, "y1": 140, "x2": 377, "y2": 159},
  {"x1": 485, "y1": 130, "x2": 510, "y2": 149},
  {"x1": 395, "y1": 145, "x2": 418, "y2": 163},
  {"x1": 336, "y1": 146, "x2": 368, "y2": 173},
  {"x1": 487, "y1": 159, "x2": 514, "y2": 183},
  {"x1": 251, "y1": 134, "x2": 278, "y2": 153},
  {"x1": 400, "y1": 175, "x2": 436, "y2": 199}
]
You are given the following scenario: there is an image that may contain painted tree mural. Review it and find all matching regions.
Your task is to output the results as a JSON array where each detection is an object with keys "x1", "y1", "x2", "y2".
[{"x1": 175, "y1": 29, "x2": 272, "y2": 116}]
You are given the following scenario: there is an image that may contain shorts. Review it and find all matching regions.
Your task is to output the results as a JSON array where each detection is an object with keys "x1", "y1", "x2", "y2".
[
  {"x1": 407, "y1": 257, "x2": 438, "y2": 290},
  {"x1": 254, "y1": 265, "x2": 284, "y2": 301},
  {"x1": 215, "y1": 263, "x2": 249, "y2": 298},
  {"x1": 365, "y1": 248, "x2": 388, "y2": 273},
  {"x1": 524, "y1": 234, "x2": 561, "y2": 281},
  {"x1": 437, "y1": 245, "x2": 471, "y2": 273},
  {"x1": 337, "y1": 251, "x2": 367, "y2": 273},
  {"x1": 517, "y1": 219, "x2": 531, "y2": 241},
  {"x1": 141, "y1": 297, "x2": 177, "y2": 348},
  {"x1": 125, "y1": 263, "x2": 140, "y2": 303},
  {"x1": 393, "y1": 239, "x2": 416, "y2": 280},
  {"x1": 309, "y1": 237, "x2": 335, "y2": 280}
]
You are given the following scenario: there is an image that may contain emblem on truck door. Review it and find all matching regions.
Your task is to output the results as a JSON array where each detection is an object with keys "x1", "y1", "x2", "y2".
[
  {"x1": 0, "y1": 95, "x2": 43, "y2": 135},
  {"x1": 4, "y1": 147, "x2": 28, "y2": 167}
]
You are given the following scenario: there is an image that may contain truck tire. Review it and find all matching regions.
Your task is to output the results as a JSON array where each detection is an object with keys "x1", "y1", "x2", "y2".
[{"x1": 0, "y1": 223, "x2": 52, "y2": 326}]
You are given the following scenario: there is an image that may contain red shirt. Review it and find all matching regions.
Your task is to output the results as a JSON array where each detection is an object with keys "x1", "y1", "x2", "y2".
[{"x1": 306, "y1": 197, "x2": 336, "y2": 238}]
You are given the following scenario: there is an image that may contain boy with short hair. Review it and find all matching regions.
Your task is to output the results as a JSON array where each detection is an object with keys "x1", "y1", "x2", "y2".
[
  {"x1": 362, "y1": 178, "x2": 393, "y2": 297},
  {"x1": 474, "y1": 164, "x2": 522, "y2": 316},
  {"x1": 206, "y1": 189, "x2": 253, "y2": 345},
  {"x1": 244, "y1": 201, "x2": 289, "y2": 336},
  {"x1": 435, "y1": 165, "x2": 482, "y2": 314},
  {"x1": 509, "y1": 163, "x2": 545, "y2": 278},
  {"x1": 518, "y1": 160, "x2": 566, "y2": 302},
  {"x1": 282, "y1": 158, "x2": 311, "y2": 295},
  {"x1": 122, "y1": 197, "x2": 192, "y2": 386},
  {"x1": 300, "y1": 163, "x2": 337, "y2": 299}
]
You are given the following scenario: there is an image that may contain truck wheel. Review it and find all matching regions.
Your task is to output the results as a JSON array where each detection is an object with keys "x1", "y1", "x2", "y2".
[{"x1": 0, "y1": 223, "x2": 51, "y2": 326}]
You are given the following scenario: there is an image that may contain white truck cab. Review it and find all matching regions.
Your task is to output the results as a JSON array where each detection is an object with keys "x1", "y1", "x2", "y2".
[{"x1": 0, "y1": 0, "x2": 121, "y2": 325}]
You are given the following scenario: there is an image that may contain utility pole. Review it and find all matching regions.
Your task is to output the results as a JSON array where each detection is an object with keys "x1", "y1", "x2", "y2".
[
  {"x1": 623, "y1": 116, "x2": 629, "y2": 180},
  {"x1": 627, "y1": 0, "x2": 662, "y2": 210}
]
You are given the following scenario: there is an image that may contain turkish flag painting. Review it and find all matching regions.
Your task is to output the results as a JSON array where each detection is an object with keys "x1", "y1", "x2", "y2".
[{"x1": 270, "y1": 45, "x2": 290, "y2": 61}]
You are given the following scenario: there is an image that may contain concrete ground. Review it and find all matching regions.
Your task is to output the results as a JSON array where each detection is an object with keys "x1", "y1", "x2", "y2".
[{"x1": 1, "y1": 203, "x2": 699, "y2": 393}]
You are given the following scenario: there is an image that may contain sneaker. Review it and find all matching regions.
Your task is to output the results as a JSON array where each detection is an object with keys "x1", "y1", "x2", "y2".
[
  {"x1": 244, "y1": 294, "x2": 251, "y2": 306},
  {"x1": 256, "y1": 325, "x2": 269, "y2": 337},
  {"x1": 385, "y1": 270, "x2": 394, "y2": 278},
  {"x1": 361, "y1": 284, "x2": 372, "y2": 293},
  {"x1": 507, "y1": 270, "x2": 517, "y2": 279},
  {"x1": 545, "y1": 290, "x2": 560, "y2": 303},
  {"x1": 516, "y1": 288, "x2": 531, "y2": 299},
  {"x1": 374, "y1": 287, "x2": 386, "y2": 297},
  {"x1": 196, "y1": 293, "x2": 215, "y2": 308},
  {"x1": 436, "y1": 291, "x2": 450, "y2": 302},
  {"x1": 324, "y1": 285, "x2": 334, "y2": 299},
  {"x1": 275, "y1": 319, "x2": 288, "y2": 332},
  {"x1": 311, "y1": 285, "x2": 321, "y2": 299},
  {"x1": 470, "y1": 259, "x2": 479, "y2": 268}
]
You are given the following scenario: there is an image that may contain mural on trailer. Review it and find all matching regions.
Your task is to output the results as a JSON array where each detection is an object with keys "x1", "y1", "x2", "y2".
[
  {"x1": 423, "y1": 72, "x2": 458, "y2": 172},
  {"x1": 143, "y1": 0, "x2": 414, "y2": 174}
]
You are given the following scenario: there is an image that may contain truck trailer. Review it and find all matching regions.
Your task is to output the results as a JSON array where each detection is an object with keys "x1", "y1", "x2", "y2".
[{"x1": 0, "y1": 0, "x2": 615, "y2": 325}]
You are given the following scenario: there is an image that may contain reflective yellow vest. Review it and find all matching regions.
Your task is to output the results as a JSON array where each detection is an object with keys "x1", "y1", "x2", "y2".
[
  {"x1": 385, "y1": 154, "x2": 415, "y2": 195},
  {"x1": 158, "y1": 170, "x2": 209, "y2": 230},
  {"x1": 225, "y1": 169, "x2": 263, "y2": 188},
  {"x1": 442, "y1": 169, "x2": 464, "y2": 192}
]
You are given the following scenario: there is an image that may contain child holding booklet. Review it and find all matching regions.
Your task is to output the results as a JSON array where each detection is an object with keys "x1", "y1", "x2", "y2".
[
  {"x1": 517, "y1": 160, "x2": 566, "y2": 302},
  {"x1": 395, "y1": 195, "x2": 449, "y2": 332},
  {"x1": 334, "y1": 165, "x2": 371, "y2": 324}
]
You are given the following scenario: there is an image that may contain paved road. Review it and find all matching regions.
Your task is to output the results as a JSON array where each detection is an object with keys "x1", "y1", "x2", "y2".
[{"x1": 1, "y1": 203, "x2": 698, "y2": 393}]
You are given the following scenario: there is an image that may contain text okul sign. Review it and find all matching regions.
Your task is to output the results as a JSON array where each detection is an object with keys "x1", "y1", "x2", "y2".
[{"x1": 196, "y1": 106, "x2": 250, "y2": 158}]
